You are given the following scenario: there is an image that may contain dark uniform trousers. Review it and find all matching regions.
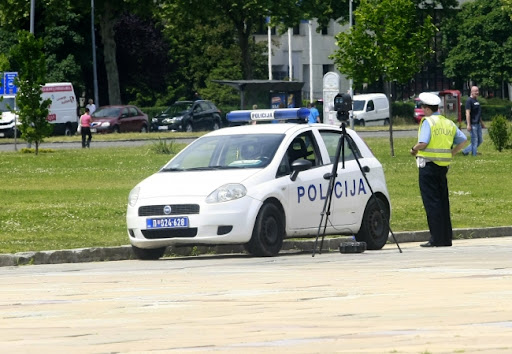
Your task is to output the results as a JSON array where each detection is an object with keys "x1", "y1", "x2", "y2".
[{"x1": 419, "y1": 162, "x2": 453, "y2": 246}]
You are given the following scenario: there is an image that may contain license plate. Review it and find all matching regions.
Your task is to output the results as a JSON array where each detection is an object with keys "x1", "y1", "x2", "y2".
[
  {"x1": 146, "y1": 216, "x2": 189, "y2": 229},
  {"x1": 90, "y1": 128, "x2": 97, "y2": 133},
  {"x1": 158, "y1": 126, "x2": 169, "y2": 130}
]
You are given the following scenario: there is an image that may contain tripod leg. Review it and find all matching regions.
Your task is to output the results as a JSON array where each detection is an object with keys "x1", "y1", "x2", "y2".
[
  {"x1": 346, "y1": 137, "x2": 402, "y2": 253},
  {"x1": 312, "y1": 131, "x2": 345, "y2": 257}
]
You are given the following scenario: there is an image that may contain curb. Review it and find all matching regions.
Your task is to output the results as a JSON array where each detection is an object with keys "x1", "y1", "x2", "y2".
[{"x1": 1, "y1": 226, "x2": 511, "y2": 267}]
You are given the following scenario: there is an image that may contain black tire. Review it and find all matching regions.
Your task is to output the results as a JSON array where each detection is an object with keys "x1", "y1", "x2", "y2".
[
  {"x1": 140, "y1": 124, "x2": 148, "y2": 133},
  {"x1": 64, "y1": 124, "x2": 72, "y2": 136},
  {"x1": 244, "y1": 203, "x2": 284, "y2": 257},
  {"x1": 212, "y1": 121, "x2": 220, "y2": 130},
  {"x1": 113, "y1": 125, "x2": 120, "y2": 133},
  {"x1": 131, "y1": 245, "x2": 166, "y2": 260},
  {"x1": 359, "y1": 119, "x2": 366, "y2": 127},
  {"x1": 184, "y1": 122, "x2": 193, "y2": 132},
  {"x1": 384, "y1": 118, "x2": 390, "y2": 126},
  {"x1": 355, "y1": 197, "x2": 389, "y2": 250}
]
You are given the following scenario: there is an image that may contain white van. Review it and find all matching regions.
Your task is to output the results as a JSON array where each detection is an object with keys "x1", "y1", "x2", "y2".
[
  {"x1": 352, "y1": 93, "x2": 390, "y2": 126},
  {"x1": 0, "y1": 94, "x2": 20, "y2": 138},
  {"x1": 0, "y1": 83, "x2": 78, "y2": 138},
  {"x1": 42, "y1": 82, "x2": 78, "y2": 135}
]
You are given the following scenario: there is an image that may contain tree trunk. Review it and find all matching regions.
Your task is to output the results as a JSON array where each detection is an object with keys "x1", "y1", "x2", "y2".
[
  {"x1": 383, "y1": 80, "x2": 395, "y2": 157},
  {"x1": 236, "y1": 23, "x2": 253, "y2": 80},
  {"x1": 99, "y1": 1, "x2": 121, "y2": 105}
]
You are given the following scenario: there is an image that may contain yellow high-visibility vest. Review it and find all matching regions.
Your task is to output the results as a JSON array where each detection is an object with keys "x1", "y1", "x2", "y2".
[{"x1": 417, "y1": 115, "x2": 457, "y2": 166}]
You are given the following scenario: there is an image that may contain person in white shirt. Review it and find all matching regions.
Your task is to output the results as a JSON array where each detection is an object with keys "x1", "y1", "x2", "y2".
[{"x1": 86, "y1": 98, "x2": 96, "y2": 115}]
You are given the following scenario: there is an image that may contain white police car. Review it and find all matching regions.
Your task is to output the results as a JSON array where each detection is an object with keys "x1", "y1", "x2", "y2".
[{"x1": 126, "y1": 108, "x2": 391, "y2": 259}]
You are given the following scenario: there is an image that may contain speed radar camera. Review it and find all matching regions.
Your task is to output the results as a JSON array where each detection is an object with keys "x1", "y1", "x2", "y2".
[{"x1": 334, "y1": 93, "x2": 352, "y2": 121}]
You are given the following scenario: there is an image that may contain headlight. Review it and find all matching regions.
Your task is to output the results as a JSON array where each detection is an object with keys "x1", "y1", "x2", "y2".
[
  {"x1": 173, "y1": 116, "x2": 183, "y2": 121},
  {"x1": 206, "y1": 183, "x2": 247, "y2": 203},
  {"x1": 152, "y1": 118, "x2": 158, "y2": 123},
  {"x1": 128, "y1": 186, "x2": 140, "y2": 207},
  {"x1": 102, "y1": 122, "x2": 110, "y2": 127}
]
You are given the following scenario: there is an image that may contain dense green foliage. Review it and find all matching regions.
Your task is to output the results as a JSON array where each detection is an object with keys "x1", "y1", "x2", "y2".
[
  {"x1": 0, "y1": 133, "x2": 511, "y2": 254},
  {"x1": 0, "y1": 1, "x2": 510, "y2": 115},
  {"x1": 444, "y1": 0, "x2": 512, "y2": 89},
  {"x1": 331, "y1": 0, "x2": 436, "y2": 89}
]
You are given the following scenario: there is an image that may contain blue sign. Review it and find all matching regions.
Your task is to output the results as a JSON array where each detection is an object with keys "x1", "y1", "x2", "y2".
[{"x1": 3, "y1": 72, "x2": 18, "y2": 95}]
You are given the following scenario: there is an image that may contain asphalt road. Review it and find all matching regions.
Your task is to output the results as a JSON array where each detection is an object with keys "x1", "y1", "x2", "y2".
[
  {"x1": 0, "y1": 129, "x2": 420, "y2": 152},
  {"x1": 1, "y1": 236, "x2": 511, "y2": 353}
]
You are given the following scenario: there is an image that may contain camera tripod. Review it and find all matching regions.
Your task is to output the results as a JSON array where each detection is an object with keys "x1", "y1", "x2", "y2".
[{"x1": 312, "y1": 120, "x2": 402, "y2": 256}]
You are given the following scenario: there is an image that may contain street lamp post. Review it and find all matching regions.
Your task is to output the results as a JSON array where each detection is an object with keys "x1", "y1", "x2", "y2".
[{"x1": 91, "y1": 0, "x2": 99, "y2": 107}]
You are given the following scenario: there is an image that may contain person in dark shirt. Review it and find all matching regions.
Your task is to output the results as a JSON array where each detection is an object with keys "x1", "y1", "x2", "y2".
[{"x1": 462, "y1": 86, "x2": 485, "y2": 156}]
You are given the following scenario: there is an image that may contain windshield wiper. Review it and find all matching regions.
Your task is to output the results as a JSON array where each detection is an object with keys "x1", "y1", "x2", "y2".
[{"x1": 160, "y1": 167, "x2": 183, "y2": 172}]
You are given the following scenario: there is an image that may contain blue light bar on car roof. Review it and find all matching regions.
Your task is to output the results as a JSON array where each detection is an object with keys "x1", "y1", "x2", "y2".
[{"x1": 226, "y1": 108, "x2": 310, "y2": 122}]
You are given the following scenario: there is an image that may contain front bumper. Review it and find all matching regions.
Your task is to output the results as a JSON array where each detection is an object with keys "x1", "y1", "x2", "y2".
[{"x1": 126, "y1": 195, "x2": 261, "y2": 249}]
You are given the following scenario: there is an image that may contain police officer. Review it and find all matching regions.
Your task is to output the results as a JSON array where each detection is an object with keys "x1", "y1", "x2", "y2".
[{"x1": 410, "y1": 92, "x2": 467, "y2": 247}]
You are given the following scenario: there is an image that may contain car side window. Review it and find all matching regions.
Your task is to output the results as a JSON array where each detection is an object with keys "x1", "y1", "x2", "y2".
[
  {"x1": 120, "y1": 108, "x2": 129, "y2": 118},
  {"x1": 367, "y1": 100, "x2": 374, "y2": 112},
  {"x1": 199, "y1": 102, "x2": 210, "y2": 111},
  {"x1": 193, "y1": 104, "x2": 202, "y2": 113},
  {"x1": 318, "y1": 130, "x2": 362, "y2": 163},
  {"x1": 277, "y1": 132, "x2": 320, "y2": 178}
]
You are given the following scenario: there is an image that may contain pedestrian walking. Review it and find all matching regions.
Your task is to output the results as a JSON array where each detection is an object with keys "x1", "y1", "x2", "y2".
[
  {"x1": 462, "y1": 86, "x2": 485, "y2": 156},
  {"x1": 410, "y1": 92, "x2": 467, "y2": 247},
  {"x1": 80, "y1": 107, "x2": 92, "y2": 148}
]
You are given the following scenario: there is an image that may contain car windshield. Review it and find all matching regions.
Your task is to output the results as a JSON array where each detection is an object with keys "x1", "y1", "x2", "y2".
[
  {"x1": 352, "y1": 100, "x2": 365, "y2": 111},
  {"x1": 163, "y1": 102, "x2": 193, "y2": 115},
  {"x1": 161, "y1": 134, "x2": 284, "y2": 171},
  {"x1": 0, "y1": 97, "x2": 16, "y2": 112},
  {"x1": 93, "y1": 107, "x2": 121, "y2": 118}
]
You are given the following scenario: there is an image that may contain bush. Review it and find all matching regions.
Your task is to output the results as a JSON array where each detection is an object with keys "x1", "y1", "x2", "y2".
[
  {"x1": 392, "y1": 101, "x2": 415, "y2": 120},
  {"x1": 488, "y1": 115, "x2": 510, "y2": 152},
  {"x1": 150, "y1": 138, "x2": 180, "y2": 155},
  {"x1": 142, "y1": 106, "x2": 167, "y2": 119}
]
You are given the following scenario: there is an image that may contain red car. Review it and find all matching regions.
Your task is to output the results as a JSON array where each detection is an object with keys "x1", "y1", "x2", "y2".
[
  {"x1": 91, "y1": 105, "x2": 149, "y2": 133},
  {"x1": 414, "y1": 98, "x2": 425, "y2": 124}
]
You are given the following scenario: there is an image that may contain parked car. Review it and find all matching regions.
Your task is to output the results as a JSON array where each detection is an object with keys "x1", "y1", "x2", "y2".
[
  {"x1": 126, "y1": 108, "x2": 391, "y2": 260},
  {"x1": 91, "y1": 105, "x2": 149, "y2": 133},
  {"x1": 414, "y1": 98, "x2": 425, "y2": 123},
  {"x1": 151, "y1": 100, "x2": 222, "y2": 132}
]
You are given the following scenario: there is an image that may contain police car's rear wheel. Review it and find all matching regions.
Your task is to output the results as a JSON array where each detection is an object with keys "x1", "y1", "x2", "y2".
[
  {"x1": 355, "y1": 197, "x2": 389, "y2": 250},
  {"x1": 131, "y1": 245, "x2": 166, "y2": 260},
  {"x1": 245, "y1": 203, "x2": 284, "y2": 257}
]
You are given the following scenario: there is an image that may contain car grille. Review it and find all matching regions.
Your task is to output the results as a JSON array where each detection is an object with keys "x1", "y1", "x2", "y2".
[
  {"x1": 138, "y1": 204, "x2": 200, "y2": 216},
  {"x1": 141, "y1": 228, "x2": 198, "y2": 239}
]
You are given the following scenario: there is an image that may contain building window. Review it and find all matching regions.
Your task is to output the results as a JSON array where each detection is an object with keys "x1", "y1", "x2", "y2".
[{"x1": 323, "y1": 65, "x2": 334, "y2": 76}]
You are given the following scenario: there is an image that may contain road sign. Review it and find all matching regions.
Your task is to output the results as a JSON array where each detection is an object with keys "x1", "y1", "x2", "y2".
[{"x1": 3, "y1": 72, "x2": 19, "y2": 95}]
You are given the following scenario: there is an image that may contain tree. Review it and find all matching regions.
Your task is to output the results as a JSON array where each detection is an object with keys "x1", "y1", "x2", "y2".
[
  {"x1": 158, "y1": 3, "x2": 268, "y2": 106},
  {"x1": 443, "y1": 0, "x2": 512, "y2": 95},
  {"x1": 10, "y1": 31, "x2": 52, "y2": 155},
  {"x1": 503, "y1": 0, "x2": 512, "y2": 20},
  {"x1": 331, "y1": 0, "x2": 436, "y2": 156}
]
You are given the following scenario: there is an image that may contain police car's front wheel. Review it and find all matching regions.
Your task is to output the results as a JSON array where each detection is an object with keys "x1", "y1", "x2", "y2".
[
  {"x1": 355, "y1": 197, "x2": 389, "y2": 250},
  {"x1": 245, "y1": 203, "x2": 284, "y2": 257}
]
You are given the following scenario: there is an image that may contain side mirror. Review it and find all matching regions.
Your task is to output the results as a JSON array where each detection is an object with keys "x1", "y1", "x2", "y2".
[{"x1": 290, "y1": 159, "x2": 312, "y2": 181}]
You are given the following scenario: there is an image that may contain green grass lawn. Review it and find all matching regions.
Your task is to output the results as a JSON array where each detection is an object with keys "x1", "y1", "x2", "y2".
[{"x1": 0, "y1": 131, "x2": 510, "y2": 254}]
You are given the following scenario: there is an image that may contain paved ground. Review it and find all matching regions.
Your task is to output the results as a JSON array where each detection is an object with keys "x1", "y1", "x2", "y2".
[{"x1": 0, "y1": 236, "x2": 511, "y2": 353}]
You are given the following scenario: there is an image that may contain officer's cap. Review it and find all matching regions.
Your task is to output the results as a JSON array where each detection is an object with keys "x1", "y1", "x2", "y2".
[{"x1": 419, "y1": 92, "x2": 441, "y2": 106}]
